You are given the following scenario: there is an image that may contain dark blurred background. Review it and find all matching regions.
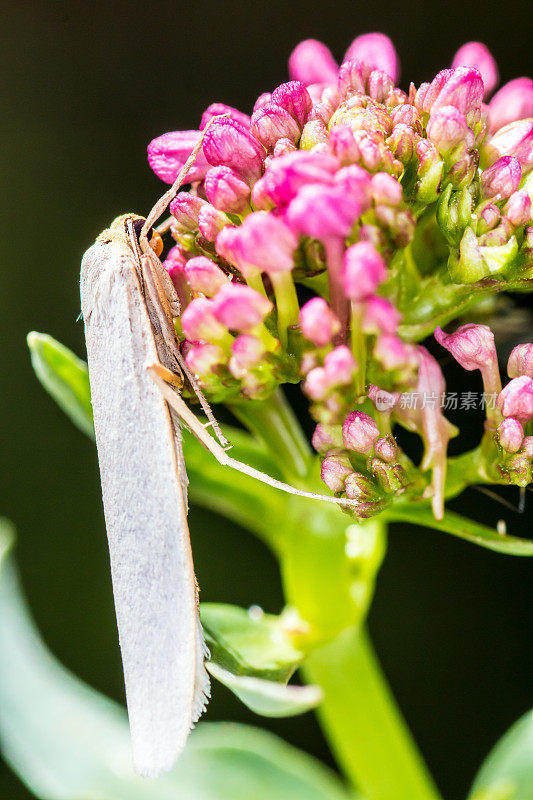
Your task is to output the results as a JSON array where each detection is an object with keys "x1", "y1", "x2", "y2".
[{"x1": 1, "y1": 2, "x2": 532, "y2": 798}]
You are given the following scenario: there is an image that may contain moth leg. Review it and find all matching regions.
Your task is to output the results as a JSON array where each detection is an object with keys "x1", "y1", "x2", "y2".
[
  {"x1": 140, "y1": 254, "x2": 229, "y2": 448},
  {"x1": 150, "y1": 361, "x2": 184, "y2": 389},
  {"x1": 147, "y1": 366, "x2": 356, "y2": 511}
]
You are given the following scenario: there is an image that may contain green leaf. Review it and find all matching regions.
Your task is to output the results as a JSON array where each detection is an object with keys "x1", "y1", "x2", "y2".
[
  {"x1": 0, "y1": 522, "x2": 353, "y2": 800},
  {"x1": 469, "y1": 709, "x2": 533, "y2": 800},
  {"x1": 201, "y1": 602, "x2": 304, "y2": 682},
  {"x1": 207, "y1": 662, "x2": 322, "y2": 718},
  {"x1": 387, "y1": 505, "x2": 533, "y2": 556},
  {"x1": 27, "y1": 332, "x2": 94, "y2": 438}
]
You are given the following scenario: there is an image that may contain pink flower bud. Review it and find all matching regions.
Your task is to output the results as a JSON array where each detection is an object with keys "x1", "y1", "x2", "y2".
[
  {"x1": 365, "y1": 70, "x2": 394, "y2": 103},
  {"x1": 271, "y1": 81, "x2": 313, "y2": 128},
  {"x1": 169, "y1": 192, "x2": 207, "y2": 231},
  {"x1": 304, "y1": 366, "x2": 332, "y2": 400},
  {"x1": 342, "y1": 410, "x2": 380, "y2": 454},
  {"x1": 488, "y1": 78, "x2": 533, "y2": 133},
  {"x1": 480, "y1": 156, "x2": 522, "y2": 199},
  {"x1": 421, "y1": 68, "x2": 484, "y2": 125},
  {"x1": 163, "y1": 245, "x2": 189, "y2": 306},
  {"x1": 184, "y1": 256, "x2": 229, "y2": 296},
  {"x1": 342, "y1": 241, "x2": 387, "y2": 301},
  {"x1": 321, "y1": 453, "x2": 353, "y2": 493},
  {"x1": 216, "y1": 211, "x2": 297, "y2": 276},
  {"x1": 185, "y1": 342, "x2": 226, "y2": 376},
  {"x1": 299, "y1": 119, "x2": 330, "y2": 149},
  {"x1": 485, "y1": 119, "x2": 533, "y2": 172},
  {"x1": 504, "y1": 190, "x2": 532, "y2": 227},
  {"x1": 273, "y1": 138, "x2": 298, "y2": 158},
  {"x1": 229, "y1": 334, "x2": 265, "y2": 377},
  {"x1": 337, "y1": 60, "x2": 371, "y2": 100},
  {"x1": 211, "y1": 283, "x2": 272, "y2": 332},
  {"x1": 334, "y1": 165, "x2": 373, "y2": 209},
  {"x1": 181, "y1": 297, "x2": 228, "y2": 342},
  {"x1": 435, "y1": 323, "x2": 497, "y2": 371},
  {"x1": 286, "y1": 183, "x2": 361, "y2": 240},
  {"x1": 330, "y1": 125, "x2": 361, "y2": 163},
  {"x1": 324, "y1": 346, "x2": 357, "y2": 384},
  {"x1": 374, "y1": 335, "x2": 416, "y2": 372},
  {"x1": 299, "y1": 297, "x2": 341, "y2": 347},
  {"x1": 451, "y1": 42, "x2": 499, "y2": 99},
  {"x1": 251, "y1": 103, "x2": 301, "y2": 151},
  {"x1": 523, "y1": 436, "x2": 533, "y2": 458},
  {"x1": 362, "y1": 297, "x2": 401, "y2": 335},
  {"x1": 203, "y1": 117, "x2": 265, "y2": 185},
  {"x1": 147, "y1": 130, "x2": 210, "y2": 184},
  {"x1": 251, "y1": 150, "x2": 338, "y2": 209},
  {"x1": 200, "y1": 102, "x2": 252, "y2": 131},
  {"x1": 387, "y1": 123, "x2": 416, "y2": 164},
  {"x1": 374, "y1": 435, "x2": 398, "y2": 463},
  {"x1": 254, "y1": 93, "x2": 272, "y2": 112},
  {"x1": 478, "y1": 203, "x2": 501, "y2": 233},
  {"x1": 371, "y1": 172, "x2": 403, "y2": 205},
  {"x1": 198, "y1": 205, "x2": 230, "y2": 241},
  {"x1": 312, "y1": 423, "x2": 344, "y2": 452},
  {"x1": 344, "y1": 32, "x2": 400, "y2": 84},
  {"x1": 204, "y1": 166, "x2": 251, "y2": 213},
  {"x1": 497, "y1": 417, "x2": 524, "y2": 453},
  {"x1": 426, "y1": 106, "x2": 473, "y2": 154},
  {"x1": 497, "y1": 375, "x2": 533, "y2": 423},
  {"x1": 344, "y1": 472, "x2": 378, "y2": 502},
  {"x1": 508, "y1": 343, "x2": 533, "y2": 378},
  {"x1": 288, "y1": 39, "x2": 339, "y2": 86}
]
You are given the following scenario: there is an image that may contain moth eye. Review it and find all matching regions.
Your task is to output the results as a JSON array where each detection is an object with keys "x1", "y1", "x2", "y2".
[{"x1": 131, "y1": 217, "x2": 163, "y2": 256}]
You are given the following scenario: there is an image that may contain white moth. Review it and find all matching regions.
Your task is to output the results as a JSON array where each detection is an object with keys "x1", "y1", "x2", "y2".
[{"x1": 80, "y1": 131, "x2": 356, "y2": 778}]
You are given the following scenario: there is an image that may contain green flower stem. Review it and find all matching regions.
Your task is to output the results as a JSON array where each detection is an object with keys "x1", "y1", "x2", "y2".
[
  {"x1": 303, "y1": 627, "x2": 442, "y2": 800},
  {"x1": 233, "y1": 393, "x2": 441, "y2": 800},
  {"x1": 228, "y1": 388, "x2": 312, "y2": 479}
]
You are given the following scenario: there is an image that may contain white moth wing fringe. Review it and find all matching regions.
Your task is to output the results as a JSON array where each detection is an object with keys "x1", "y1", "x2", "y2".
[{"x1": 80, "y1": 226, "x2": 209, "y2": 777}]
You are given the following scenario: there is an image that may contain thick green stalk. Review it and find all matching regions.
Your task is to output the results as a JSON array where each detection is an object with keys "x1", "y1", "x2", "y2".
[
  {"x1": 303, "y1": 627, "x2": 442, "y2": 800},
  {"x1": 228, "y1": 388, "x2": 311, "y2": 479}
]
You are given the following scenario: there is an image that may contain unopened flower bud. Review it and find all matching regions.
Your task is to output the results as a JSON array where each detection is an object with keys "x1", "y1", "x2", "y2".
[
  {"x1": 204, "y1": 166, "x2": 251, "y2": 213},
  {"x1": 508, "y1": 343, "x2": 533, "y2": 378},
  {"x1": 337, "y1": 59, "x2": 371, "y2": 100},
  {"x1": 371, "y1": 172, "x2": 403, "y2": 205},
  {"x1": 371, "y1": 458, "x2": 406, "y2": 493},
  {"x1": 229, "y1": 335, "x2": 265, "y2": 377},
  {"x1": 435, "y1": 323, "x2": 497, "y2": 372},
  {"x1": 344, "y1": 472, "x2": 378, "y2": 502},
  {"x1": 163, "y1": 245, "x2": 189, "y2": 306},
  {"x1": 342, "y1": 410, "x2": 380, "y2": 454},
  {"x1": 335, "y1": 165, "x2": 373, "y2": 208},
  {"x1": 374, "y1": 435, "x2": 398, "y2": 463},
  {"x1": 300, "y1": 118, "x2": 330, "y2": 149},
  {"x1": 147, "y1": 130, "x2": 210, "y2": 183},
  {"x1": 321, "y1": 453, "x2": 353, "y2": 493},
  {"x1": 497, "y1": 375, "x2": 533, "y2": 423},
  {"x1": 203, "y1": 117, "x2": 265, "y2": 185},
  {"x1": 415, "y1": 139, "x2": 444, "y2": 203},
  {"x1": 299, "y1": 297, "x2": 341, "y2": 347},
  {"x1": 251, "y1": 101, "x2": 302, "y2": 149},
  {"x1": 181, "y1": 297, "x2": 228, "y2": 342},
  {"x1": 312, "y1": 423, "x2": 344, "y2": 452},
  {"x1": 184, "y1": 256, "x2": 229, "y2": 296},
  {"x1": 362, "y1": 297, "x2": 401, "y2": 335},
  {"x1": 342, "y1": 241, "x2": 387, "y2": 300},
  {"x1": 481, "y1": 156, "x2": 522, "y2": 199},
  {"x1": 216, "y1": 211, "x2": 297, "y2": 276},
  {"x1": 288, "y1": 39, "x2": 339, "y2": 86},
  {"x1": 304, "y1": 366, "x2": 332, "y2": 400},
  {"x1": 271, "y1": 81, "x2": 313, "y2": 128},
  {"x1": 252, "y1": 150, "x2": 338, "y2": 209},
  {"x1": 386, "y1": 123, "x2": 416, "y2": 164},
  {"x1": 522, "y1": 436, "x2": 533, "y2": 459},
  {"x1": 211, "y1": 283, "x2": 272, "y2": 332},
  {"x1": 330, "y1": 125, "x2": 361, "y2": 163},
  {"x1": 497, "y1": 417, "x2": 524, "y2": 453},
  {"x1": 198, "y1": 205, "x2": 230, "y2": 241},
  {"x1": 169, "y1": 192, "x2": 207, "y2": 231},
  {"x1": 185, "y1": 342, "x2": 226, "y2": 376},
  {"x1": 488, "y1": 77, "x2": 533, "y2": 133},
  {"x1": 344, "y1": 32, "x2": 400, "y2": 83},
  {"x1": 273, "y1": 138, "x2": 298, "y2": 158},
  {"x1": 504, "y1": 190, "x2": 532, "y2": 227},
  {"x1": 374, "y1": 335, "x2": 417, "y2": 376},
  {"x1": 286, "y1": 183, "x2": 361, "y2": 239},
  {"x1": 423, "y1": 67, "x2": 484, "y2": 126},
  {"x1": 452, "y1": 42, "x2": 499, "y2": 99},
  {"x1": 478, "y1": 203, "x2": 501, "y2": 233},
  {"x1": 200, "y1": 102, "x2": 251, "y2": 131},
  {"x1": 426, "y1": 106, "x2": 473, "y2": 154},
  {"x1": 324, "y1": 346, "x2": 357, "y2": 384},
  {"x1": 483, "y1": 119, "x2": 533, "y2": 173},
  {"x1": 367, "y1": 69, "x2": 394, "y2": 103}
]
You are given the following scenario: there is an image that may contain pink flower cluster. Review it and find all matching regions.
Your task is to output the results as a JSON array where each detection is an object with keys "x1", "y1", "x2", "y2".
[{"x1": 146, "y1": 31, "x2": 533, "y2": 517}]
